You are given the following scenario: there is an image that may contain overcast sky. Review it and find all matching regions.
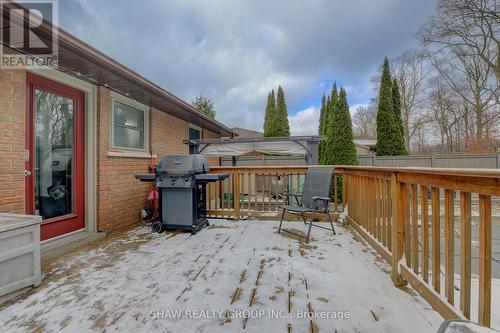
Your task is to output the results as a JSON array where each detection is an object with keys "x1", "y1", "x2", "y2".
[{"x1": 58, "y1": 0, "x2": 436, "y2": 135}]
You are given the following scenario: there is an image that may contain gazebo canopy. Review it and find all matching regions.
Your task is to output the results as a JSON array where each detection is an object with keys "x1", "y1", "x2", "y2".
[{"x1": 184, "y1": 136, "x2": 326, "y2": 164}]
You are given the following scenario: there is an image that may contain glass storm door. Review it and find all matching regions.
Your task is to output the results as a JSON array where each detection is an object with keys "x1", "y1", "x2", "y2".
[{"x1": 25, "y1": 74, "x2": 85, "y2": 241}]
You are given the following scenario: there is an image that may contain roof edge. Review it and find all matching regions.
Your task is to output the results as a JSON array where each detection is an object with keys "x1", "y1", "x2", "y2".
[{"x1": 2, "y1": 1, "x2": 237, "y2": 137}]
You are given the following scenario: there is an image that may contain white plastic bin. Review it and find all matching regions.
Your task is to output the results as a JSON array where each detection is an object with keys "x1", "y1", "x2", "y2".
[{"x1": 0, "y1": 213, "x2": 42, "y2": 297}]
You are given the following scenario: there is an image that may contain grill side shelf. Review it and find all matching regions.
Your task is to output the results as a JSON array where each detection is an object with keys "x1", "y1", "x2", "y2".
[
  {"x1": 194, "y1": 174, "x2": 229, "y2": 182},
  {"x1": 134, "y1": 174, "x2": 157, "y2": 182}
]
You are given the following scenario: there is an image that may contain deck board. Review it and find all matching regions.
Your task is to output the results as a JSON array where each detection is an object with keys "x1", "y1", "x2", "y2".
[{"x1": 0, "y1": 220, "x2": 443, "y2": 332}]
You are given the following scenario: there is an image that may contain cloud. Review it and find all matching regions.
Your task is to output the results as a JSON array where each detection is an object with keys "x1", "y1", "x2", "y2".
[
  {"x1": 288, "y1": 106, "x2": 320, "y2": 136},
  {"x1": 58, "y1": 0, "x2": 436, "y2": 131}
]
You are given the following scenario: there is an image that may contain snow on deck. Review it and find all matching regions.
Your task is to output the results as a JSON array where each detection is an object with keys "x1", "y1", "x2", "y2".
[{"x1": 0, "y1": 220, "x2": 444, "y2": 332}]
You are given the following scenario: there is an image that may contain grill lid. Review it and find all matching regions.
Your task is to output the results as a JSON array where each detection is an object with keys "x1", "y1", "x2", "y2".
[{"x1": 157, "y1": 154, "x2": 209, "y2": 174}]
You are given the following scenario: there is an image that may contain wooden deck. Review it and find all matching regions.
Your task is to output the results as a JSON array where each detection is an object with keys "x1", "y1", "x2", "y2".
[{"x1": 0, "y1": 220, "x2": 443, "y2": 332}]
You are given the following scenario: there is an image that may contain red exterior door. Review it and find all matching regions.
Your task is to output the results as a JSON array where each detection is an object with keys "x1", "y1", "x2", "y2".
[{"x1": 25, "y1": 73, "x2": 85, "y2": 241}]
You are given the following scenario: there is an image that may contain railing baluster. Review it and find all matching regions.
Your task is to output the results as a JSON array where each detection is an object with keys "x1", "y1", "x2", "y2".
[
  {"x1": 460, "y1": 191, "x2": 471, "y2": 319},
  {"x1": 381, "y1": 178, "x2": 387, "y2": 247},
  {"x1": 364, "y1": 176, "x2": 368, "y2": 229},
  {"x1": 375, "y1": 178, "x2": 379, "y2": 238},
  {"x1": 261, "y1": 173, "x2": 265, "y2": 211},
  {"x1": 371, "y1": 178, "x2": 375, "y2": 236},
  {"x1": 421, "y1": 185, "x2": 429, "y2": 283},
  {"x1": 405, "y1": 184, "x2": 411, "y2": 266},
  {"x1": 431, "y1": 187, "x2": 440, "y2": 294},
  {"x1": 268, "y1": 174, "x2": 272, "y2": 211},
  {"x1": 478, "y1": 194, "x2": 492, "y2": 327},
  {"x1": 444, "y1": 189, "x2": 455, "y2": 305},
  {"x1": 243, "y1": 172, "x2": 246, "y2": 210},
  {"x1": 411, "y1": 184, "x2": 418, "y2": 274},
  {"x1": 387, "y1": 179, "x2": 392, "y2": 251},
  {"x1": 215, "y1": 177, "x2": 219, "y2": 210},
  {"x1": 274, "y1": 174, "x2": 279, "y2": 211},
  {"x1": 252, "y1": 173, "x2": 259, "y2": 211},
  {"x1": 391, "y1": 172, "x2": 406, "y2": 286},
  {"x1": 281, "y1": 173, "x2": 285, "y2": 209},
  {"x1": 234, "y1": 172, "x2": 240, "y2": 219},
  {"x1": 333, "y1": 173, "x2": 338, "y2": 212},
  {"x1": 207, "y1": 183, "x2": 211, "y2": 210}
]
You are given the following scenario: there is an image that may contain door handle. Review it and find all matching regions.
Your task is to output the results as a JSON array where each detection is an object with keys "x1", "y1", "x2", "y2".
[{"x1": 24, "y1": 170, "x2": 32, "y2": 176}]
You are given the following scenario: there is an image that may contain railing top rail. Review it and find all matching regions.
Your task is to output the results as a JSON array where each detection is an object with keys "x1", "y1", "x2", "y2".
[{"x1": 334, "y1": 165, "x2": 500, "y2": 178}]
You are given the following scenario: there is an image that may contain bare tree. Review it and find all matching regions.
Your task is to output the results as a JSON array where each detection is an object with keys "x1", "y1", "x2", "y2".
[
  {"x1": 352, "y1": 100, "x2": 377, "y2": 138},
  {"x1": 392, "y1": 49, "x2": 431, "y2": 150},
  {"x1": 432, "y1": 47, "x2": 498, "y2": 142},
  {"x1": 418, "y1": 0, "x2": 500, "y2": 80},
  {"x1": 428, "y1": 76, "x2": 464, "y2": 151}
]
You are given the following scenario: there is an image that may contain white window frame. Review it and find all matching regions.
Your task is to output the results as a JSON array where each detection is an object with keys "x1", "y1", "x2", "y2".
[
  {"x1": 110, "y1": 91, "x2": 150, "y2": 155},
  {"x1": 188, "y1": 123, "x2": 202, "y2": 139}
]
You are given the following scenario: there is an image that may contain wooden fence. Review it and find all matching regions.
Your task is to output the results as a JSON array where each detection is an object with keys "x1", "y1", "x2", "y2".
[
  {"x1": 337, "y1": 166, "x2": 499, "y2": 328},
  {"x1": 357, "y1": 153, "x2": 500, "y2": 168},
  {"x1": 221, "y1": 153, "x2": 500, "y2": 169},
  {"x1": 206, "y1": 165, "x2": 499, "y2": 328}
]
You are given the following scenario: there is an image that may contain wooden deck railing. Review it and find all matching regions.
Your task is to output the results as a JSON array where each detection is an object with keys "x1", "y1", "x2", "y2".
[
  {"x1": 336, "y1": 166, "x2": 499, "y2": 328},
  {"x1": 206, "y1": 165, "x2": 498, "y2": 328},
  {"x1": 206, "y1": 166, "x2": 341, "y2": 220}
]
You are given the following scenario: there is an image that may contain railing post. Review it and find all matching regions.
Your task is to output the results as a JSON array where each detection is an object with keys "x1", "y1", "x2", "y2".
[
  {"x1": 234, "y1": 172, "x2": 240, "y2": 220},
  {"x1": 342, "y1": 173, "x2": 347, "y2": 211},
  {"x1": 391, "y1": 172, "x2": 406, "y2": 286},
  {"x1": 333, "y1": 172, "x2": 338, "y2": 212}
]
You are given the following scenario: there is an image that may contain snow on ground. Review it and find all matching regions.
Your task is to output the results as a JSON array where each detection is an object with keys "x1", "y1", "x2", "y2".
[{"x1": 0, "y1": 220, "x2": 445, "y2": 332}]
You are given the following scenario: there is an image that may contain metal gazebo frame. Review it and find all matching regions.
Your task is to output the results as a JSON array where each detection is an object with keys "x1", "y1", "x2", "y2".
[{"x1": 183, "y1": 136, "x2": 326, "y2": 165}]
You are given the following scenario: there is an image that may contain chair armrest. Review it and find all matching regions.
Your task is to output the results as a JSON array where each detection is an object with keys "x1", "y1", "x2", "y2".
[
  {"x1": 312, "y1": 196, "x2": 331, "y2": 202},
  {"x1": 288, "y1": 193, "x2": 302, "y2": 197}
]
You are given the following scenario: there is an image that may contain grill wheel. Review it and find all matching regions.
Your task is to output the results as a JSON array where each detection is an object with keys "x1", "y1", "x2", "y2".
[{"x1": 151, "y1": 221, "x2": 163, "y2": 233}]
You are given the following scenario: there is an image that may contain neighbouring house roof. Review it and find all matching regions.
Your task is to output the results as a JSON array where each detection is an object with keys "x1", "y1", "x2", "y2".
[
  {"x1": 232, "y1": 127, "x2": 264, "y2": 138},
  {"x1": 1, "y1": 1, "x2": 237, "y2": 137}
]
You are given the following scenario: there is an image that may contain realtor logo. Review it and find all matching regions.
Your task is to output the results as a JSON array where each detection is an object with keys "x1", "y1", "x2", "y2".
[{"x1": 0, "y1": 0, "x2": 58, "y2": 69}]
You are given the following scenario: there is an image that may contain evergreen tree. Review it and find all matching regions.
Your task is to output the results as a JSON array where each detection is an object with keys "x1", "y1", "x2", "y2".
[
  {"x1": 332, "y1": 88, "x2": 358, "y2": 201},
  {"x1": 273, "y1": 86, "x2": 290, "y2": 136},
  {"x1": 392, "y1": 78, "x2": 407, "y2": 154},
  {"x1": 376, "y1": 58, "x2": 399, "y2": 156},
  {"x1": 192, "y1": 93, "x2": 216, "y2": 118},
  {"x1": 322, "y1": 84, "x2": 338, "y2": 165},
  {"x1": 319, "y1": 94, "x2": 331, "y2": 164},
  {"x1": 331, "y1": 88, "x2": 357, "y2": 166},
  {"x1": 318, "y1": 94, "x2": 327, "y2": 135},
  {"x1": 318, "y1": 94, "x2": 327, "y2": 161},
  {"x1": 263, "y1": 90, "x2": 276, "y2": 137}
]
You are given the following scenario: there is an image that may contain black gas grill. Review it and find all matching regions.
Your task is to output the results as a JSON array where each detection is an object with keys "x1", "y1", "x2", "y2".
[{"x1": 135, "y1": 155, "x2": 228, "y2": 234}]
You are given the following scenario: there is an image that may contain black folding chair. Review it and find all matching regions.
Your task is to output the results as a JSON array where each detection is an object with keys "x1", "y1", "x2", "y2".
[{"x1": 278, "y1": 167, "x2": 336, "y2": 243}]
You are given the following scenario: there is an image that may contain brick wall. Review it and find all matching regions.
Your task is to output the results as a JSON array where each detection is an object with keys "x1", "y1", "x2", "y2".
[
  {"x1": 96, "y1": 90, "x2": 198, "y2": 233},
  {"x1": 151, "y1": 107, "x2": 188, "y2": 157},
  {"x1": 0, "y1": 75, "x2": 223, "y2": 232},
  {"x1": 0, "y1": 69, "x2": 26, "y2": 213},
  {"x1": 96, "y1": 86, "x2": 150, "y2": 232},
  {"x1": 202, "y1": 129, "x2": 221, "y2": 166}
]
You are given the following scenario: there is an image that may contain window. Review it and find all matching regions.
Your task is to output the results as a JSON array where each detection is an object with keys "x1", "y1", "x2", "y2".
[
  {"x1": 189, "y1": 126, "x2": 201, "y2": 154},
  {"x1": 111, "y1": 92, "x2": 149, "y2": 152}
]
